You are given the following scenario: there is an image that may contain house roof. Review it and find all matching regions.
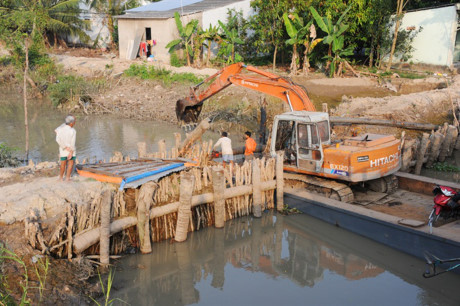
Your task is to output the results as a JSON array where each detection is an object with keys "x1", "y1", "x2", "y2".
[{"x1": 116, "y1": 0, "x2": 248, "y2": 19}]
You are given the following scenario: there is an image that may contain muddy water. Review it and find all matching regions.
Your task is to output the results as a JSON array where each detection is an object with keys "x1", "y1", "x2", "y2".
[
  {"x1": 0, "y1": 92, "x2": 237, "y2": 162},
  {"x1": 111, "y1": 213, "x2": 460, "y2": 306}
]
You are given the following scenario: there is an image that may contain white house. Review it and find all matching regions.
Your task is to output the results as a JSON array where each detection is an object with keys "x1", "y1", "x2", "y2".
[
  {"x1": 391, "y1": 4, "x2": 460, "y2": 67},
  {"x1": 115, "y1": 0, "x2": 253, "y2": 62}
]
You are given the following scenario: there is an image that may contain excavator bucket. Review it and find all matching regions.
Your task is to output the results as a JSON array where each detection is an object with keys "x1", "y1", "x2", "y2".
[{"x1": 176, "y1": 99, "x2": 202, "y2": 124}]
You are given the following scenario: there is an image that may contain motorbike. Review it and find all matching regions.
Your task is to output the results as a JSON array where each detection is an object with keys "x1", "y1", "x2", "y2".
[{"x1": 428, "y1": 185, "x2": 460, "y2": 233}]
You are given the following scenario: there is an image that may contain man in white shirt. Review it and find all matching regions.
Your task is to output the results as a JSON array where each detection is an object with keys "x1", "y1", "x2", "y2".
[
  {"x1": 55, "y1": 115, "x2": 77, "y2": 181},
  {"x1": 213, "y1": 131, "x2": 233, "y2": 167}
]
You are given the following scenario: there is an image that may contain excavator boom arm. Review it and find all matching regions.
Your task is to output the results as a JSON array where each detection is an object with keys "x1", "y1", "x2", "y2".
[{"x1": 176, "y1": 62, "x2": 315, "y2": 123}]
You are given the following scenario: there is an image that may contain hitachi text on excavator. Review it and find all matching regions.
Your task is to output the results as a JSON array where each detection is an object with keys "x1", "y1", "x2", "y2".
[{"x1": 176, "y1": 63, "x2": 401, "y2": 202}]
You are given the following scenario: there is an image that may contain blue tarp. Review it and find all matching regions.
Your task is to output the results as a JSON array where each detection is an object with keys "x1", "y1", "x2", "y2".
[
  {"x1": 128, "y1": 0, "x2": 203, "y2": 12},
  {"x1": 119, "y1": 162, "x2": 185, "y2": 190}
]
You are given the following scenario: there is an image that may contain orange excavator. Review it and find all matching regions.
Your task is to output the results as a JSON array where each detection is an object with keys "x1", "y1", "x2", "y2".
[{"x1": 176, "y1": 63, "x2": 401, "y2": 202}]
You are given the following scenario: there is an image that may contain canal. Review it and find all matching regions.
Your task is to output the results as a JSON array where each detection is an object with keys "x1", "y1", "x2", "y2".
[
  {"x1": 0, "y1": 92, "x2": 241, "y2": 163},
  {"x1": 111, "y1": 212, "x2": 460, "y2": 305}
]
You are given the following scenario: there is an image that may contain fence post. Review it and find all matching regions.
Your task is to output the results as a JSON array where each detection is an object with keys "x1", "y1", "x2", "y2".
[
  {"x1": 212, "y1": 168, "x2": 225, "y2": 228},
  {"x1": 276, "y1": 151, "x2": 284, "y2": 212},
  {"x1": 158, "y1": 139, "x2": 166, "y2": 158},
  {"x1": 137, "y1": 182, "x2": 156, "y2": 254},
  {"x1": 100, "y1": 189, "x2": 112, "y2": 266},
  {"x1": 252, "y1": 160, "x2": 262, "y2": 218},
  {"x1": 137, "y1": 142, "x2": 147, "y2": 158},
  {"x1": 175, "y1": 172, "x2": 195, "y2": 242}
]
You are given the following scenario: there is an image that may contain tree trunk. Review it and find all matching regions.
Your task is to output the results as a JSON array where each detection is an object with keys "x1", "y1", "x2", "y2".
[
  {"x1": 24, "y1": 39, "x2": 29, "y2": 161},
  {"x1": 386, "y1": 0, "x2": 405, "y2": 72},
  {"x1": 272, "y1": 44, "x2": 278, "y2": 71},
  {"x1": 107, "y1": 14, "x2": 116, "y2": 49},
  {"x1": 302, "y1": 41, "x2": 310, "y2": 75},
  {"x1": 369, "y1": 37, "x2": 375, "y2": 68},
  {"x1": 290, "y1": 44, "x2": 298, "y2": 75},
  {"x1": 54, "y1": 33, "x2": 58, "y2": 48},
  {"x1": 206, "y1": 44, "x2": 212, "y2": 67},
  {"x1": 185, "y1": 43, "x2": 191, "y2": 66}
]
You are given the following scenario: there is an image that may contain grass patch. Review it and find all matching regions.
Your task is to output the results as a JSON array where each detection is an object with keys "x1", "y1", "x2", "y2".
[
  {"x1": 47, "y1": 75, "x2": 105, "y2": 107},
  {"x1": 124, "y1": 63, "x2": 204, "y2": 85},
  {"x1": 427, "y1": 162, "x2": 460, "y2": 172}
]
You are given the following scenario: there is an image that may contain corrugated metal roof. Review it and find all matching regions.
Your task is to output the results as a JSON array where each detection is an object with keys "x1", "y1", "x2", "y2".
[
  {"x1": 128, "y1": 0, "x2": 203, "y2": 12},
  {"x1": 116, "y1": 0, "x2": 247, "y2": 19}
]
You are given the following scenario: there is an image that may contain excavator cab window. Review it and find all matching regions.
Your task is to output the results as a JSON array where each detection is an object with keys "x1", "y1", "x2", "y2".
[
  {"x1": 297, "y1": 123, "x2": 322, "y2": 161},
  {"x1": 274, "y1": 120, "x2": 297, "y2": 165}
]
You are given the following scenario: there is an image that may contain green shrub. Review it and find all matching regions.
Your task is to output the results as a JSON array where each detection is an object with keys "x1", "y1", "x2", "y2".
[
  {"x1": 124, "y1": 63, "x2": 204, "y2": 85},
  {"x1": 0, "y1": 56, "x2": 12, "y2": 66},
  {"x1": 0, "y1": 143, "x2": 20, "y2": 168},
  {"x1": 170, "y1": 52, "x2": 186, "y2": 67},
  {"x1": 47, "y1": 75, "x2": 89, "y2": 107}
]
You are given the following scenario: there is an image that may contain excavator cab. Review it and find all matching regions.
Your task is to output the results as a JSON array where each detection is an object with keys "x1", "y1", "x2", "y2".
[{"x1": 272, "y1": 111, "x2": 329, "y2": 173}]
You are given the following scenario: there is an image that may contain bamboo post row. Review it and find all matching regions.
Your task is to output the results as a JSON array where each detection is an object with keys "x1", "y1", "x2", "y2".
[{"x1": 72, "y1": 155, "x2": 283, "y2": 254}]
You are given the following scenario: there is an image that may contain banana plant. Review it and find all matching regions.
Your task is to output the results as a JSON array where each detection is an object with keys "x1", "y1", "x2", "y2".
[
  {"x1": 310, "y1": 5, "x2": 353, "y2": 77},
  {"x1": 218, "y1": 20, "x2": 244, "y2": 64},
  {"x1": 202, "y1": 24, "x2": 221, "y2": 67},
  {"x1": 165, "y1": 12, "x2": 199, "y2": 66},
  {"x1": 283, "y1": 12, "x2": 308, "y2": 75}
]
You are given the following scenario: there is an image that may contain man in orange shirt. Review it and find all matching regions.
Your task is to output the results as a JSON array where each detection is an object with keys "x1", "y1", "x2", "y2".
[{"x1": 244, "y1": 131, "x2": 257, "y2": 161}]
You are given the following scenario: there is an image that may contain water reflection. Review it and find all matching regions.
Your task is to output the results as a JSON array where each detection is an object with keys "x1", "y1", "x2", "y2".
[{"x1": 112, "y1": 213, "x2": 460, "y2": 305}]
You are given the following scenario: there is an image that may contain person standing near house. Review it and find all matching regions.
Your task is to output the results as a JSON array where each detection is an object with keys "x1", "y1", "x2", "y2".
[
  {"x1": 244, "y1": 131, "x2": 257, "y2": 162},
  {"x1": 213, "y1": 131, "x2": 233, "y2": 167},
  {"x1": 55, "y1": 115, "x2": 77, "y2": 181}
]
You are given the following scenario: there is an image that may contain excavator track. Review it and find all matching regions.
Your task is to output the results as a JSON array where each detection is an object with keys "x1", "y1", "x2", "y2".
[
  {"x1": 284, "y1": 173, "x2": 354, "y2": 203},
  {"x1": 367, "y1": 175, "x2": 398, "y2": 194}
]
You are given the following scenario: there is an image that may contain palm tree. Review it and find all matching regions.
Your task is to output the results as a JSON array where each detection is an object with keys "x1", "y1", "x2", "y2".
[
  {"x1": 41, "y1": 0, "x2": 90, "y2": 47},
  {"x1": 85, "y1": 0, "x2": 140, "y2": 49},
  {"x1": 202, "y1": 24, "x2": 220, "y2": 67},
  {"x1": 165, "y1": 12, "x2": 199, "y2": 66},
  {"x1": 218, "y1": 20, "x2": 244, "y2": 64}
]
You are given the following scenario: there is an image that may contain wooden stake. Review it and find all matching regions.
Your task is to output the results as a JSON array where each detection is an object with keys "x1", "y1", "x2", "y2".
[
  {"x1": 137, "y1": 182, "x2": 157, "y2": 254},
  {"x1": 137, "y1": 142, "x2": 147, "y2": 158},
  {"x1": 252, "y1": 160, "x2": 262, "y2": 218},
  {"x1": 427, "y1": 132, "x2": 444, "y2": 167},
  {"x1": 100, "y1": 189, "x2": 112, "y2": 266},
  {"x1": 276, "y1": 152, "x2": 284, "y2": 211},
  {"x1": 415, "y1": 133, "x2": 430, "y2": 175},
  {"x1": 212, "y1": 168, "x2": 225, "y2": 228},
  {"x1": 158, "y1": 139, "x2": 166, "y2": 159},
  {"x1": 175, "y1": 172, "x2": 195, "y2": 242}
]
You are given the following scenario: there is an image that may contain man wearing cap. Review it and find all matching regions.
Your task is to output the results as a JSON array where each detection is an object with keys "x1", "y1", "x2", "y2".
[{"x1": 55, "y1": 115, "x2": 77, "y2": 181}]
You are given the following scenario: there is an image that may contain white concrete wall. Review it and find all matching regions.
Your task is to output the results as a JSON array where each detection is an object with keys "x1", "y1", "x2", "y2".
[
  {"x1": 396, "y1": 5, "x2": 457, "y2": 66},
  {"x1": 118, "y1": 13, "x2": 202, "y2": 62},
  {"x1": 202, "y1": 0, "x2": 253, "y2": 29}
]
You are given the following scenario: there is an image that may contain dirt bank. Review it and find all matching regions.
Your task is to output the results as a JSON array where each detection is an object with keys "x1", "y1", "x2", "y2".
[
  {"x1": 0, "y1": 164, "x2": 109, "y2": 304},
  {"x1": 332, "y1": 75, "x2": 460, "y2": 124},
  {"x1": 56, "y1": 53, "x2": 449, "y2": 129}
]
